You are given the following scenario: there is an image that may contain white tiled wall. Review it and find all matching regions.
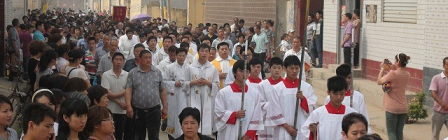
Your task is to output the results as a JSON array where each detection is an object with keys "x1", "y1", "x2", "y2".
[
  {"x1": 5, "y1": 0, "x2": 26, "y2": 28},
  {"x1": 323, "y1": 0, "x2": 448, "y2": 70},
  {"x1": 322, "y1": 1, "x2": 339, "y2": 53}
]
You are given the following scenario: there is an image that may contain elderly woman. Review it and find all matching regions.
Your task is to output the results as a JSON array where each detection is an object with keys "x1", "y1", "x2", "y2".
[{"x1": 175, "y1": 107, "x2": 213, "y2": 140}]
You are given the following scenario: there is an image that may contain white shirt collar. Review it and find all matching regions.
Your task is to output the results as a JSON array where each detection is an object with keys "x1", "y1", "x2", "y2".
[
  {"x1": 442, "y1": 72, "x2": 447, "y2": 79},
  {"x1": 215, "y1": 55, "x2": 231, "y2": 62}
]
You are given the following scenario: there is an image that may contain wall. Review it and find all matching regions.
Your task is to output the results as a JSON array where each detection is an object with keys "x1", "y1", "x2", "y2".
[
  {"x1": 204, "y1": 0, "x2": 276, "y2": 30},
  {"x1": 322, "y1": 1, "x2": 339, "y2": 67},
  {"x1": 323, "y1": 0, "x2": 448, "y2": 97},
  {"x1": 5, "y1": 0, "x2": 26, "y2": 28},
  {"x1": 187, "y1": 0, "x2": 205, "y2": 28}
]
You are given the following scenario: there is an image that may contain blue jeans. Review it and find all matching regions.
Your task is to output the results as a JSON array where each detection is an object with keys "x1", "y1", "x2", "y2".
[{"x1": 315, "y1": 37, "x2": 323, "y2": 67}]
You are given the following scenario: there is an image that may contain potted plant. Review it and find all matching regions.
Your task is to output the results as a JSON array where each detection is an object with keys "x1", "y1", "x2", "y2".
[{"x1": 406, "y1": 91, "x2": 428, "y2": 124}]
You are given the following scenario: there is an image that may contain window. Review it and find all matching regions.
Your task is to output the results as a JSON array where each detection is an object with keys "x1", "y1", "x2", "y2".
[{"x1": 383, "y1": 0, "x2": 417, "y2": 24}]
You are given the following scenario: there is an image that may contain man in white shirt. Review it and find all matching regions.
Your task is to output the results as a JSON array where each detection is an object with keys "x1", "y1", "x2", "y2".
[
  {"x1": 97, "y1": 39, "x2": 119, "y2": 75},
  {"x1": 157, "y1": 46, "x2": 177, "y2": 78},
  {"x1": 211, "y1": 42, "x2": 237, "y2": 89},
  {"x1": 306, "y1": 14, "x2": 317, "y2": 67},
  {"x1": 153, "y1": 36, "x2": 173, "y2": 66},
  {"x1": 230, "y1": 17, "x2": 239, "y2": 32},
  {"x1": 115, "y1": 22, "x2": 124, "y2": 35},
  {"x1": 144, "y1": 36, "x2": 159, "y2": 56},
  {"x1": 212, "y1": 27, "x2": 234, "y2": 50},
  {"x1": 284, "y1": 37, "x2": 311, "y2": 81},
  {"x1": 118, "y1": 30, "x2": 138, "y2": 60},
  {"x1": 101, "y1": 52, "x2": 128, "y2": 140}
]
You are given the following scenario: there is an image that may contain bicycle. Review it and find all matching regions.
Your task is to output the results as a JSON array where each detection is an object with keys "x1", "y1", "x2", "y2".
[{"x1": 6, "y1": 63, "x2": 32, "y2": 127}]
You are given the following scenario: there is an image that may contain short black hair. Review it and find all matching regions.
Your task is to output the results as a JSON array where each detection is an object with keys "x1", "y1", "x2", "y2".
[
  {"x1": 47, "y1": 75, "x2": 68, "y2": 90},
  {"x1": 358, "y1": 134, "x2": 383, "y2": 140},
  {"x1": 354, "y1": 9, "x2": 360, "y2": 16},
  {"x1": 126, "y1": 29, "x2": 133, "y2": 34},
  {"x1": 345, "y1": 13, "x2": 353, "y2": 20},
  {"x1": 12, "y1": 18, "x2": 19, "y2": 26},
  {"x1": 269, "y1": 57, "x2": 283, "y2": 67},
  {"x1": 67, "y1": 49, "x2": 85, "y2": 63},
  {"x1": 22, "y1": 103, "x2": 56, "y2": 134},
  {"x1": 336, "y1": 64, "x2": 351, "y2": 78},
  {"x1": 308, "y1": 13, "x2": 315, "y2": 18},
  {"x1": 163, "y1": 36, "x2": 173, "y2": 42},
  {"x1": 239, "y1": 19, "x2": 245, "y2": 24},
  {"x1": 138, "y1": 33, "x2": 146, "y2": 38},
  {"x1": 35, "y1": 21, "x2": 44, "y2": 29},
  {"x1": 180, "y1": 42, "x2": 189, "y2": 49},
  {"x1": 19, "y1": 24, "x2": 26, "y2": 30},
  {"x1": 178, "y1": 107, "x2": 201, "y2": 125},
  {"x1": 197, "y1": 43, "x2": 211, "y2": 52},
  {"x1": 342, "y1": 112, "x2": 369, "y2": 135},
  {"x1": 217, "y1": 42, "x2": 229, "y2": 50},
  {"x1": 283, "y1": 55, "x2": 301, "y2": 68},
  {"x1": 182, "y1": 31, "x2": 192, "y2": 36},
  {"x1": 0, "y1": 94, "x2": 13, "y2": 111},
  {"x1": 139, "y1": 50, "x2": 151, "y2": 58},
  {"x1": 327, "y1": 76, "x2": 348, "y2": 93},
  {"x1": 87, "y1": 85, "x2": 108, "y2": 107},
  {"x1": 168, "y1": 46, "x2": 177, "y2": 53},
  {"x1": 87, "y1": 37, "x2": 96, "y2": 43},
  {"x1": 232, "y1": 60, "x2": 250, "y2": 75},
  {"x1": 240, "y1": 47, "x2": 254, "y2": 55},
  {"x1": 134, "y1": 43, "x2": 145, "y2": 50},
  {"x1": 55, "y1": 44, "x2": 70, "y2": 57},
  {"x1": 316, "y1": 10, "x2": 323, "y2": 15},
  {"x1": 176, "y1": 47, "x2": 188, "y2": 55},
  {"x1": 249, "y1": 58, "x2": 263, "y2": 67},
  {"x1": 147, "y1": 36, "x2": 157, "y2": 42},
  {"x1": 112, "y1": 52, "x2": 125, "y2": 61},
  {"x1": 444, "y1": 57, "x2": 448, "y2": 65}
]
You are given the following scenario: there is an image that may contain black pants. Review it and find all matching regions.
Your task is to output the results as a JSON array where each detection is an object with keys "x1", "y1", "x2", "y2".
[
  {"x1": 8, "y1": 51, "x2": 17, "y2": 81},
  {"x1": 344, "y1": 47, "x2": 352, "y2": 66},
  {"x1": 133, "y1": 105, "x2": 162, "y2": 140},
  {"x1": 123, "y1": 116, "x2": 135, "y2": 140},
  {"x1": 254, "y1": 52, "x2": 266, "y2": 79},
  {"x1": 354, "y1": 43, "x2": 360, "y2": 67},
  {"x1": 23, "y1": 56, "x2": 29, "y2": 80},
  {"x1": 112, "y1": 114, "x2": 126, "y2": 140}
]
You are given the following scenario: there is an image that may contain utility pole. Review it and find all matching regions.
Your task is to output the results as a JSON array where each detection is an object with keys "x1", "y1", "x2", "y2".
[{"x1": 167, "y1": 0, "x2": 171, "y2": 22}]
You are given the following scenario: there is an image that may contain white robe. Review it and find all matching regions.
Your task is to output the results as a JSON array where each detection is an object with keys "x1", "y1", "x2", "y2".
[
  {"x1": 215, "y1": 84, "x2": 264, "y2": 140},
  {"x1": 272, "y1": 79, "x2": 317, "y2": 140},
  {"x1": 301, "y1": 105, "x2": 357, "y2": 140},
  {"x1": 186, "y1": 54, "x2": 194, "y2": 65},
  {"x1": 157, "y1": 57, "x2": 174, "y2": 78},
  {"x1": 256, "y1": 79, "x2": 286, "y2": 140},
  {"x1": 153, "y1": 49, "x2": 169, "y2": 66},
  {"x1": 164, "y1": 62, "x2": 191, "y2": 138},
  {"x1": 324, "y1": 90, "x2": 371, "y2": 133},
  {"x1": 189, "y1": 60, "x2": 220, "y2": 135}
]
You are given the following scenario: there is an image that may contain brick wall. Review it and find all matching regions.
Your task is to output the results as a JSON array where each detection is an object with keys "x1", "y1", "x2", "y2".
[
  {"x1": 204, "y1": 0, "x2": 276, "y2": 29},
  {"x1": 5, "y1": 0, "x2": 26, "y2": 28}
]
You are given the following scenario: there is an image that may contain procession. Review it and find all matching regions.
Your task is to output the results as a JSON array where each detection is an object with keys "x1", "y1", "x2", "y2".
[{"x1": 1, "y1": 0, "x2": 448, "y2": 140}]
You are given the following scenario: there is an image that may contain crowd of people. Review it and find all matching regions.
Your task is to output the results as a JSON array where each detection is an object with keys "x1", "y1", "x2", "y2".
[{"x1": 2, "y1": 7, "x2": 445, "y2": 140}]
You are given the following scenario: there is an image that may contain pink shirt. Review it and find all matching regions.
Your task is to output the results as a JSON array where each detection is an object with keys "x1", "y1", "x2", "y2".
[
  {"x1": 382, "y1": 69, "x2": 410, "y2": 114},
  {"x1": 430, "y1": 72, "x2": 448, "y2": 113}
]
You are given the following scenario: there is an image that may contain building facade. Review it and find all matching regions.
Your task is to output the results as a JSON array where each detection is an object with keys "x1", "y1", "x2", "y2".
[{"x1": 322, "y1": 0, "x2": 448, "y2": 105}]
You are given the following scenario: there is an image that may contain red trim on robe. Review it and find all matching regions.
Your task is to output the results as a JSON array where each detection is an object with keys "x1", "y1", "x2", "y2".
[
  {"x1": 267, "y1": 77, "x2": 283, "y2": 85},
  {"x1": 325, "y1": 103, "x2": 346, "y2": 114},
  {"x1": 226, "y1": 112, "x2": 237, "y2": 124},
  {"x1": 230, "y1": 82, "x2": 248, "y2": 92},
  {"x1": 300, "y1": 97, "x2": 310, "y2": 114},
  {"x1": 309, "y1": 132, "x2": 315, "y2": 140},
  {"x1": 345, "y1": 89, "x2": 351, "y2": 96},
  {"x1": 246, "y1": 130, "x2": 257, "y2": 140},
  {"x1": 283, "y1": 78, "x2": 299, "y2": 88},
  {"x1": 248, "y1": 76, "x2": 262, "y2": 83}
]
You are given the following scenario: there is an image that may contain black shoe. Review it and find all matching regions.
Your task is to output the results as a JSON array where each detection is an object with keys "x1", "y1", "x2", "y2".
[{"x1": 161, "y1": 118, "x2": 167, "y2": 131}]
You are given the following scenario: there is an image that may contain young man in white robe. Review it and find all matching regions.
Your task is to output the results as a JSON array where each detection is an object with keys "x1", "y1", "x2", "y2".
[
  {"x1": 246, "y1": 58, "x2": 263, "y2": 88},
  {"x1": 179, "y1": 42, "x2": 194, "y2": 64},
  {"x1": 324, "y1": 64, "x2": 370, "y2": 133},
  {"x1": 301, "y1": 76, "x2": 357, "y2": 140},
  {"x1": 164, "y1": 47, "x2": 192, "y2": 139},
  {"x1": 224, "y1": 47, "x2": 262, "y2": 87},
  {"x1": 188, "y1": 43, "x2": 220, "y2": 136},
  {"x1": 257, "y1": 57, "x2": 285, "y2": 139},
  {"x1": 215, "y1": 60, "x2": 264, "y2": 140},
  {"x1": 283, "y1": 37, "x2": 311, "y2": 81},
  {"x1": 268, "y1": 55, "x2": 317, "y2": 140},
  {"x1": 157, "y1": 46, "x2": 177, "y2": 78},
  {"x1": 153, "y1": 36, "x2": 174, "y2": 66}
]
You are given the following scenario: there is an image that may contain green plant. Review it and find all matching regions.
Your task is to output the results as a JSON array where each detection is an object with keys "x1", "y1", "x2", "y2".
[{"x1": 406, "y1": 92, "x2": 429, "y2": 124}]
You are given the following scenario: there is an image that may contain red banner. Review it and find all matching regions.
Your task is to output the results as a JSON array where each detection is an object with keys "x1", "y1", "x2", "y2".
[{"x1": 113, "y1": 6, "x2": 127, "y2": 22}]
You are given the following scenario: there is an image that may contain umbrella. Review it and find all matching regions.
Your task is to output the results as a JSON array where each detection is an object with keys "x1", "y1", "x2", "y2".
[{"x1": 132, "y1": 14, "x2": 152, "y2": 22}]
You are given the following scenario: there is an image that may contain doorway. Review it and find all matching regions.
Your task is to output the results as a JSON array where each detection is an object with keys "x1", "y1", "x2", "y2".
[{"x1": 337, "y1": 0, "x2": 362, "y2": 69}]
